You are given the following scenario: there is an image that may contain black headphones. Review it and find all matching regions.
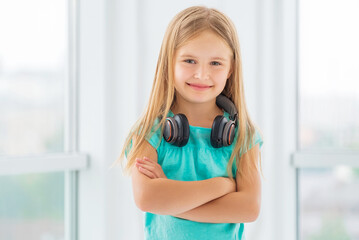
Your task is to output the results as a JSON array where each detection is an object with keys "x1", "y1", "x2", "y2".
[{"x1": 163, "y1": 94, "x2": 239, "y2": 148}]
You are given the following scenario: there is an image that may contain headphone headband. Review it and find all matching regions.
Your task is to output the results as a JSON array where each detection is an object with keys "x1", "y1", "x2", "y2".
[
  {"x1": 163, "y1": 94, "x2": 239, "y2": 148},
  {"x1": 216, "y1": 94, "x2": 238, "y2": 123}
]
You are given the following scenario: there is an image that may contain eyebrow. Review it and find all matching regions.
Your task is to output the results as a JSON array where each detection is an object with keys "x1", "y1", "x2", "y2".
[{"x1": 179, "y1": 54, "x2": 228, "y2": 61}]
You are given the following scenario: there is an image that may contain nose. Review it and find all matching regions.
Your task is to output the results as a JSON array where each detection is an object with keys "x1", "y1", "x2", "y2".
[{"x1": 194, "y1": 64, "x2": 209, "y2": 80}]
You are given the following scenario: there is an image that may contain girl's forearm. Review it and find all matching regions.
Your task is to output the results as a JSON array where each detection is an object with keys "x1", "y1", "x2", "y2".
[
  {"x1": 173, "y1": 191, "x2": 260, "y2": 223},
  {"x1": 136, "y1": 177, "x2": 235, "y2": 215}
]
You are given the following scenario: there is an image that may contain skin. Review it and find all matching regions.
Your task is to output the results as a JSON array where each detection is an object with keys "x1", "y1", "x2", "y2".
[
  {"x1": 131, "y1": 140, "x2": 237, "y2": 216},
  {"x1": 132, "y1": 30, "x2": 261, "y2": 223},
  {"x1": 134, "y1": 145, "x2": 261, "y2": 223},
  {"x1": 171, "y1": 30, "x2": 233, "y2": 128}
]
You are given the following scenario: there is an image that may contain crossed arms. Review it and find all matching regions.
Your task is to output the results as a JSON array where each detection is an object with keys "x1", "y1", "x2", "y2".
[{"x1": 131, "y1": 140, "x2": 261, "y2": 223}]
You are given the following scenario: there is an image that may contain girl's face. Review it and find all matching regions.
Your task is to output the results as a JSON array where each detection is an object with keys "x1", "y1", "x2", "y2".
[{"x1": 173, "y1": 30, "x2": 233, "y2": 105}]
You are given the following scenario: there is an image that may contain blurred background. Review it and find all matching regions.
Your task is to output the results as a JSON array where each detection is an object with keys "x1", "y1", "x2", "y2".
[{"x1": 0, "y1": 0, "x2": 358, "y2": 240}]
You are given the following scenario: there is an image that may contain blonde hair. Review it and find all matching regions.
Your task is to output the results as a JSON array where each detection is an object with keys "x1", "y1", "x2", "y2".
[{"x1": 116, "y1": 6, "x2": 262, "y2": 180}]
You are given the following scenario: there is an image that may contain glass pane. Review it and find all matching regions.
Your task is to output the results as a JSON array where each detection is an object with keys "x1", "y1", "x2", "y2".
[
  {"x1": 299, "y1": 0, "x2": 359, "y2": 151},
  {"x1": 299, "y1": 167, "x2": 359, "y2": 240},
  {"x1": 0, "y1": 172, "x2": 65, "y2": 240},
  {"x1": 0, "y1": 0, "x2": 67, "y2": 156}
]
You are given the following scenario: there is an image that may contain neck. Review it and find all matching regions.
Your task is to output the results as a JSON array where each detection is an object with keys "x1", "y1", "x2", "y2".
[{"x1": 171, "y1": 95, "x2": 224, "y2": 128}]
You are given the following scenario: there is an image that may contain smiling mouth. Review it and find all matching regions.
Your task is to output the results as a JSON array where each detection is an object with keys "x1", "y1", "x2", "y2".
[{"x1": 186, "y1": 83, "x2": 212, "y2": 88}]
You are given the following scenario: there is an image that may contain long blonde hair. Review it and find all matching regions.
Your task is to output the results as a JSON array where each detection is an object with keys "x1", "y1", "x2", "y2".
[{"x1": 116, "y1": 6, "x2": 262, "y2": 180}]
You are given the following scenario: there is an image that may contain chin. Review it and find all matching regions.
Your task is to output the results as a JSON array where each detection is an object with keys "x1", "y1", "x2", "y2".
[{"x1": 182, "y1": 94, "x2": 217, "y2": 104}]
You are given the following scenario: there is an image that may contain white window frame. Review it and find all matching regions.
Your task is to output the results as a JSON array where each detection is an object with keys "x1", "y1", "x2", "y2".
[
  {"x1": 0, "y1": 1, "x2": 88, "y2": 240},
  {"x1": 290, "y1": 0, "x2": 359, "y2": 239}
]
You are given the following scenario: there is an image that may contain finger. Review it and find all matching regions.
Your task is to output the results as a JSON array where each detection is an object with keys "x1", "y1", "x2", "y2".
[
  {"x1": 136, "y1": 157, "x2": 148, "y2": 162},
  {"x1": 135, "y1": 158, "x2": 146, "y2": 164},
  {"x1": 136, "y1": 163, "x2": 159, "y2": 178},
  {"x1": 136, "y1": 159, "x2": 156, "y2": 170},
  {"x1": 136, "y1": 162, "x2": 155, "y2": 171},
  {"x1": 142, "y1": 157, "x2": 161, "y2": 168},
  {"x1": 137, "y1": 158, "x2": 156, "y2": 166},
  {"x1": 143, "y1": 156, "x2": 155, "y2": 163},
  {"x1": 137, "y1": 165, "x2": 156, "y2": 179},
  {"x1": 141, "y1": 158, "x2": 164, "y2": 177},
  {"x1": 141, "y1": 159, "x2": 162, "y2": 175}
]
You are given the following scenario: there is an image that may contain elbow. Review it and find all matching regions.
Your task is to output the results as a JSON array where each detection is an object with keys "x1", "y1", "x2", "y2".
[
  {"x1": 247, "y1": 201, "x2": 261, "y2": 222},
  {"x1": 234, "y1": 200, "x2": 260, "y2": 223},
  {"x1": 245, "y1": 193, "x2": 261, "y2": 222},
  {"x1": 132, "y1": 178, "x2": 155, "y2": 212},
  {"x1": 134, "y1": 188, "x2": 153, "y2": 212},
  {"x1": 251, "y1": 207, "x2": 260, "y2": 222},
  {"x1": 134, "y1": 186, "x2": 171, "y2": 215},
  {"x1": 134, "y1": 194, "x2": 146, "y2": 212},
  {"x1": 136, "y1": 201, "x2": 151, "y2": 213},
  {"x1": 133, "y1": 179, "x2": 168, "y2": 214}
]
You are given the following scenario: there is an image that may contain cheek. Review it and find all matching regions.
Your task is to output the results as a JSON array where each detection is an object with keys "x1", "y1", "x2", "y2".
[
  {"x1": 174, "y1": 64, "x2": 193, "y2": 83},
  {"x1": 212, "y1": 70, "x2": 230, "y2": 85}
]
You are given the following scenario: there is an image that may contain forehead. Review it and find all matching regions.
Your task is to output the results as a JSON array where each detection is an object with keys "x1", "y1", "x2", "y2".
[{"x1": 175, "y1": 30, "x2": 233, "y2": 58}]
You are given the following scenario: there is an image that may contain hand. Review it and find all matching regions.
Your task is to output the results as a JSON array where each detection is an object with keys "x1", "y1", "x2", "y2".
[
  {"x1": 135, "y1": 157, "x2": 167, "y2": 179},
  {"x1": 222, "y1": 177, "x2": 237, "y2": 194}
]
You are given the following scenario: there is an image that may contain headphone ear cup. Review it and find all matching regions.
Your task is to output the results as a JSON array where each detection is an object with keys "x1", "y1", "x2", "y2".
[
  {"x1": 163, "y1": 117, "x2": 178, "y2": 144},
  {"x1": 210, "y1": 116, "x2": 228, "y2": 148},
  {"x1": 174, "y1": 114, "x2": 189, "y2": 147},
  {"x1": 222, "y1": 120, "x2": 236, "y2": 147}
]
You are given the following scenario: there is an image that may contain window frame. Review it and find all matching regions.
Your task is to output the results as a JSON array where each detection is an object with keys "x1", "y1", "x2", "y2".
[
  {"x1": 0, "y1": 1, "x2": 87, "y2": 239},
  {"x1": 292, "y1": 0, "x2": 359, "y2": 239}
]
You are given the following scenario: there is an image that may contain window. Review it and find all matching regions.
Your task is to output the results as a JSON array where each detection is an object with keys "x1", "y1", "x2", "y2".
[
  {"x1": 0, "y1": 1, "x2": 87, "y2": 240},
  {"x1": 296, "y1": 0, "x2": 359, "y2": 239}
]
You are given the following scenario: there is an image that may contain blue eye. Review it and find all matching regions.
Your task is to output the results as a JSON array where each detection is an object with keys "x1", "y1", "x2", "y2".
[
  {"x1": 211, "y1": 61, "x2": 221, "y2": 66},
  {"x1": 184, "y1": 59, "x2": 195, "y2": 64}
]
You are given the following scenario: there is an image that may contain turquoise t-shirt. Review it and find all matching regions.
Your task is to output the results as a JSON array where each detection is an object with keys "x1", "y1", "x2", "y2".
[{"x1": 142, "y1": 110, "x2": 263, "y2": 240}]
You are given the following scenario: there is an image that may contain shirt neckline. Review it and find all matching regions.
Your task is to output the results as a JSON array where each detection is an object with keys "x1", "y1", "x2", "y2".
[{"x1": 168, "y1": 109, "x2": 230, "y2": 130}]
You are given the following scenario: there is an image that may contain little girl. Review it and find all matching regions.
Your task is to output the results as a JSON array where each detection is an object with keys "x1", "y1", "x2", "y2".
[{"x1": 117, "y1": 6, "x2": 263, "y2": 240}]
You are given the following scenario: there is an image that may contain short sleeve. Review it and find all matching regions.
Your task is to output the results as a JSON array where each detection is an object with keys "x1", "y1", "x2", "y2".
[
  {"x1": 239, "y1": 128, "x2": 263, "y2": 157},
  {"x1": 124, "y1": 118, "x2": 162, "y2": 159},
  {"x1": 124, "y1": 139, "x2": 132, "y2": 158},
  {"x1": 145, "y1": 120, "x2": 162, "y2": 150},
  {"x1": 252, "y1": 129, "x2": 263, "y2": 150}
]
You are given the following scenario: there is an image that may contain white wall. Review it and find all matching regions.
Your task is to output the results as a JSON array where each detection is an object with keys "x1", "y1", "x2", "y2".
[{"x1": 77, "y1": 0, "x2": 297, "y2": 239}]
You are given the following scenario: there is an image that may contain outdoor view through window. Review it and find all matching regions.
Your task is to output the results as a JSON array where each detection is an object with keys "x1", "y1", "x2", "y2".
[
  {"x1": 0, "y1": 1, "x2": 67, "y2": 239},
  {"x1": 299, "y1": 0, "x2": 359, "y2": 239}
]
